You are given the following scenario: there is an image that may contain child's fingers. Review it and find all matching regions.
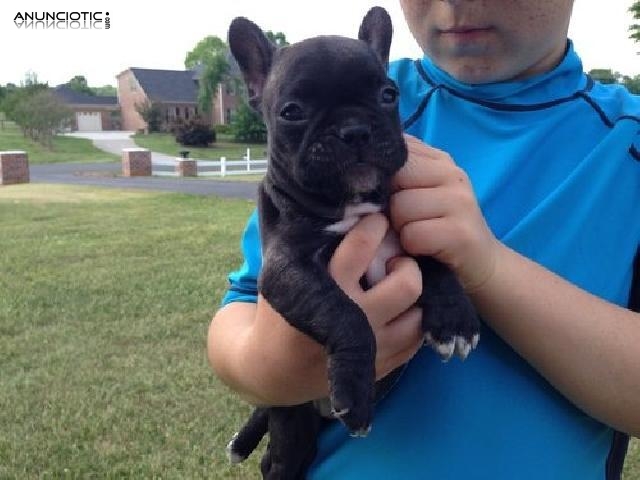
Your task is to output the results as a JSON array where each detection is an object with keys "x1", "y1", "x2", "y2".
[{"x1": 328, "y1": 213, "x2": 389, "y2": 290}]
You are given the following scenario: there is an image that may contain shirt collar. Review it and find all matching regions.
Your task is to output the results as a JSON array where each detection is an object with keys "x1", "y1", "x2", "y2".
[{"x1": 418, "y1": 40, "x2": 588, "y2": 104}]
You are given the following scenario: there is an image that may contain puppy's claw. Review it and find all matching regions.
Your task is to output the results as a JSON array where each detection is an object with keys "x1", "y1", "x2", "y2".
[
  {"x1": 436, "y1": 339, "x2": 456, "y2": 362},
  {"x1": 349, "y1": 424, "x2": 372, "y2": 438},
  {"x1": 455, "y1": 336, "x2": 472, "y2": 360},
  {"x1": 423, "y1": 332, "x2": 434, "y2": 347},
  {"x1": 331, "y1": 407, "x2": 350, "y2": 419},
  {"x1": 472, "y1": 333, "x2": 480, "y2": 350}
]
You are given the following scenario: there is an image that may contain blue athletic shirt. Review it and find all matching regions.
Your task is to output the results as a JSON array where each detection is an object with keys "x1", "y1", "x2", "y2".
[{"x1": 220, "y1": 41, "x2": 640, "y2": 479}]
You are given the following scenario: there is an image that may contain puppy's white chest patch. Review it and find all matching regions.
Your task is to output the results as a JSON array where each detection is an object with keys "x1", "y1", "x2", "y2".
[
  {"x1": 325, "y1": 203, "x2": 382, "y2": 234},
  {"x1": 324, "y1": 202, "x2": 403, "y2": 287}
]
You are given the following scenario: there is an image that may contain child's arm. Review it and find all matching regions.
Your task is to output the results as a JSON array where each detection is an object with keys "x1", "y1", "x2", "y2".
[{"x1": 208, "y1": 214, "x2": 425, "y2": 406}]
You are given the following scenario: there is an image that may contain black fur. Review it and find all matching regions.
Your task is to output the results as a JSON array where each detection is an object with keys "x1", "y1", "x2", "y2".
[{"x1": 226, "y1": 7, "x2": 480, "y2": 478}]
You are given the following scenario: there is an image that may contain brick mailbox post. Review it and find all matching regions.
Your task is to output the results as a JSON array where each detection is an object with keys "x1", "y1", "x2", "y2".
[
  {"x1": 0, "y1": 151, "x2": 29, "y2": 185},
  {"x1": 122, "y1": 148, "x2": 151, "y2": 176},
  {"x1": 175, "y1": 159, "x2": 197, "y2": 177}
]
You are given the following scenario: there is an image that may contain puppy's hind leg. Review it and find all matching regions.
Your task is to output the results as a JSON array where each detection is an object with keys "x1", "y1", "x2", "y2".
[
  {"x1": 227, "y1": 407, "x2": 269, "y2": 464},
  {"x1": 262, "y1": 403, "x2": 323, "y2": 480}
]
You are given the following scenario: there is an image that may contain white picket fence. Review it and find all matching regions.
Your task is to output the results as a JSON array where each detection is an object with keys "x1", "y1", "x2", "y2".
[{"x1": 152, "y1": 149, "x2": 267, "y2": 177}]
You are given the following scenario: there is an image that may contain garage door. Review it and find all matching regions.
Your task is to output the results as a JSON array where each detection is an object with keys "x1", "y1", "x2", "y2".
[{"x1": 76, "y1": 112, "x2": 102, "y2": 131}]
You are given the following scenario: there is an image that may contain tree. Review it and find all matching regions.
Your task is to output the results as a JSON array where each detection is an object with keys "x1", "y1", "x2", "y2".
[
  {"x1": 623, "y1": 75, "x2": 640, "y2": 94},
  {"x1": 630, "y1": 1, "x2": 640, "y2": 49},
  {"x1": 2, "y1": 74, "x2": 48, "y2": 124},
  {"x1": 92, "y1": 85, "x2": 116, "y2": 96},
  {"x1": 265, "y1": 31, "x2": 289, "y2": 47},
  {"x1": 135, "y1": 100, "x2": 163, "y2": 133},
  {"x1": 10, "y1": 89, "x2": 72, "y2": 148},
  {"x1": 66, "y1": 75, "x2": 95, "y2": 96},
  {"x1": 588, "y1": 69, "x2": 621, "y2": 85},
  {"x1": 184, "y1": 36, "x2": 229, "y2": 114}
]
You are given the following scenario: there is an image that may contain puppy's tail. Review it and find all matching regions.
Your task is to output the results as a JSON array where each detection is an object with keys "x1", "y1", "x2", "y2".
[{"x1": 226, "y1": 407, "x2": 269, "y2": 464}]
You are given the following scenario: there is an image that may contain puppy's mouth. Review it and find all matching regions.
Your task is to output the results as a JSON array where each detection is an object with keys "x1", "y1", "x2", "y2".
[{"x1": 344, "y1": 163, "x2": 381, "y2": 195}]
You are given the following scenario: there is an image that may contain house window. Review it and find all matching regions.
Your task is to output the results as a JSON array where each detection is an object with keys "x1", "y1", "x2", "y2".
[
  {"x1": 185, "y1": 108, "x2": 189, "y2": 120},
  {"x1": 225, "y1": 108, "x2": 232, "y2": 124},
  {"x1": 176, "y1": 106, "x2": 181, "y2": 118}
]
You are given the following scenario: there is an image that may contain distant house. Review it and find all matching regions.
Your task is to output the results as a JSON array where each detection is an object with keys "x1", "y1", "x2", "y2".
[
  {"x1": 53, "y1": 85, "x2": 120, "y2": 132},
  {"x1": 116, "y1": 67, "x2": 240, "y2": 132}
]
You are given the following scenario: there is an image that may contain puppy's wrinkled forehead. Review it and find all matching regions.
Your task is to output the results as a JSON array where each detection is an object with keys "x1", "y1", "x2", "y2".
[{"x1": 264, "y1": 36, "x2": 386, "y2": 106}]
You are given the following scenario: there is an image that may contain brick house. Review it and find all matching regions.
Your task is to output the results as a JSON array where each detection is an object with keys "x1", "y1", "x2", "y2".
[
  {"x1": 53, "y1": 85, "x2": 120, "y2": 131},
  {"x1": 116, "y1": 67, "x2": 240, "y2": 132}
]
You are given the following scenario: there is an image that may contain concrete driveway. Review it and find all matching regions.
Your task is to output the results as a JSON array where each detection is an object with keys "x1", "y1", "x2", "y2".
[{"x1": 63, "y1": 131, "x2": 137, "y2": 155}]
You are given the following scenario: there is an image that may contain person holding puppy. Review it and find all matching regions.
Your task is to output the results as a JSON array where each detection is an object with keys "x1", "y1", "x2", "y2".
[{"x1": 209, "y1": 0, "x2": 640, "y2": 478}]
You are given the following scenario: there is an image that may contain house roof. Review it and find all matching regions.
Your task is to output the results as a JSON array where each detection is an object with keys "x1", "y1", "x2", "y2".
[
  {"x1": 53, "y1": 85, "x2": 118, "y2": 106},
  {"x1": 128, "y1": 68, "x2": 199, "y2": 103}
]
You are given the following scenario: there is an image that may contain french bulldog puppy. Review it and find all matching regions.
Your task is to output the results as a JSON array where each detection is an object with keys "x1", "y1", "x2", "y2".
[{"x1": 225, "y1": 7, "x2": 480, "y2": 479}]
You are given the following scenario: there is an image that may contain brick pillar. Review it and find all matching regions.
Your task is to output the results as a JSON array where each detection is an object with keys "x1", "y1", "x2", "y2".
[
  {"x1": 0, "y1": 151, "x2": 29, "y2": 185},
  {"x1": 176, "y1": 159, "x2": 197, "y2": 177},
  {"x1": 122, "y1": 148, "x2": 151, "y2": 176}
]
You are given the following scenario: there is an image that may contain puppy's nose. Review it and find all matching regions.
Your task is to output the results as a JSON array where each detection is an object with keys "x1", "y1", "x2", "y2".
[{"x1": 339, "y1": 124, "x2": 372, "y2": 147}]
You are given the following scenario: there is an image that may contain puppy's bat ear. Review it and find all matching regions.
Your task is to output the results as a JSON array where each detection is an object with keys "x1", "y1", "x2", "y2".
[
  {"x1": 228, "y1": 17, "x2": 276, "y2": 110},
  {"x1": 358, "y1": 6, "x2": 393, "y2": 69}
]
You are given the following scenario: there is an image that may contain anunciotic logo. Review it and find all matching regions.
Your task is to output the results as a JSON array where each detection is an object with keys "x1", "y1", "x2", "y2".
[{"x1": 14, "y1": 12, "x2": 111, "y2": 29}]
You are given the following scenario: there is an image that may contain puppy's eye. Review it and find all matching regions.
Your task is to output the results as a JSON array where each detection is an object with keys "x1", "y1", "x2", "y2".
[
  {"x1": 380, "y1": 86, "x2": 398, "y2": 105},
  {"x1": 279, "y1": 102, "x2": 306, "y2": 122}
]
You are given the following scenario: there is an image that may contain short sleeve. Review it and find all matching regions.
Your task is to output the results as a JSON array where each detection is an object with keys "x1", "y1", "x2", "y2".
[{"x1": 220, "y1": 209, "x2": 262, "y2": 306}]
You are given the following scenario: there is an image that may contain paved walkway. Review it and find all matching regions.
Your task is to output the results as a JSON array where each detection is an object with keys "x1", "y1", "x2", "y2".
[{"x1": 29, "y1": 132, "x2": 259, "y2": 200}]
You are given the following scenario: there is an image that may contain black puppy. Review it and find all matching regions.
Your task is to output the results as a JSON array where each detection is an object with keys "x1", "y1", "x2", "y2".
[{"x1": 225, "y1": 7, "x2": 480, "y2": 479}]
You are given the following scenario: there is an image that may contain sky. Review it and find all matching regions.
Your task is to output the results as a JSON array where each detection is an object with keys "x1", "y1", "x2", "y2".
[{"x1": 0, "y1": 0, "x2": 638, "y2": 88}]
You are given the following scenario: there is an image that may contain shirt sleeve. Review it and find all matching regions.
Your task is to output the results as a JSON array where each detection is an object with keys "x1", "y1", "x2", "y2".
[{"x1": 220, "y1": 209, "x2": 262, "y2": 306}]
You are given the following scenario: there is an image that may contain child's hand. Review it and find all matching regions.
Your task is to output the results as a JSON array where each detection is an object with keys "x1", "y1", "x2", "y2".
[
  {"x1": 329, "y1": 213, "x2": 424, "y2": 379},
  {"x1": 391, "y1": 134, "x2": 500, "y2": 292}
]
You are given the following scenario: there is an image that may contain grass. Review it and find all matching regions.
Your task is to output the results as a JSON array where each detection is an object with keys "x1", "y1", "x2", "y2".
[
  {"x1": 0, "y1": 184, "x2": 262, "y2": 478},
  {"x1": 0, "y1": 121, "x2": 118, "y2": 164},
  {"x1": 132, "y1": 133, "x2": 267, "y2": 161},
  {"x1": 0, "y1": 184, "x2": 637, "y2": 478}
]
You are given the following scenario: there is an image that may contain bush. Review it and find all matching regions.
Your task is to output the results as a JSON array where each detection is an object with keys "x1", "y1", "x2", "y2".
[
  {"x1": 213, "y1": 123, "x2": 232, "y2": 135},
  {"x1": 173, "y1": 117, "x2": 216, "y2": 147},
  {"x1": 231, "y1": 101, "x2": 267, "y2": 143},
  {"x1": 135, "y1": 100, "x2": 163, "y2": 133}
]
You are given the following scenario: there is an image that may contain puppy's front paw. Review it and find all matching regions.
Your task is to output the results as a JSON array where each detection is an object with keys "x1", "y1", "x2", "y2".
[
  {"x1": 328, "y1": 353, "x2": 375, "y2": 435},
  {"x1": 422, "y1": 292, "x2": 480, "y2": 362}
]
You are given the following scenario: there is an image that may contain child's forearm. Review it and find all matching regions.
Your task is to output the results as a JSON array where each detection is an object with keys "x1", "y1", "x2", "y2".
[
  {"x1": 470, "y1": 243, "x2": 640, "y2": 436},
  {"x1": 207, "y1": 299, "x2": 329, "y2": 406}
]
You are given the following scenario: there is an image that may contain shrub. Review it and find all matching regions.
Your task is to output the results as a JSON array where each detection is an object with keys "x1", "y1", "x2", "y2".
[
  {"x1": 135, "y1": 100, "x2": 163, "y2": 133},
  {"x1": 173, "y1": 117, "x2": 216, "y2": 147},
  {"x1": 213, "y1": 123, "x2": 232, "y2": 135},
  {"x1": 231, "y1": 101, "x2": 267, "y2": 143}
]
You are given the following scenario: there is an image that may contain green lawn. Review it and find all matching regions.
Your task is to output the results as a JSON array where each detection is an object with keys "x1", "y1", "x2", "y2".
[
  {"x1": 132, "y1": 133, "x2": 267, "y2": 161},
  {"x1": 0, "y1": 122, "x2": 118, "y2": 164},
  {"x1": 0, "y1": 184, "x2": 637, "y2": 478},
  {"x1": 0, "y1": 184, "x2": 262, "y2": 478}
]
